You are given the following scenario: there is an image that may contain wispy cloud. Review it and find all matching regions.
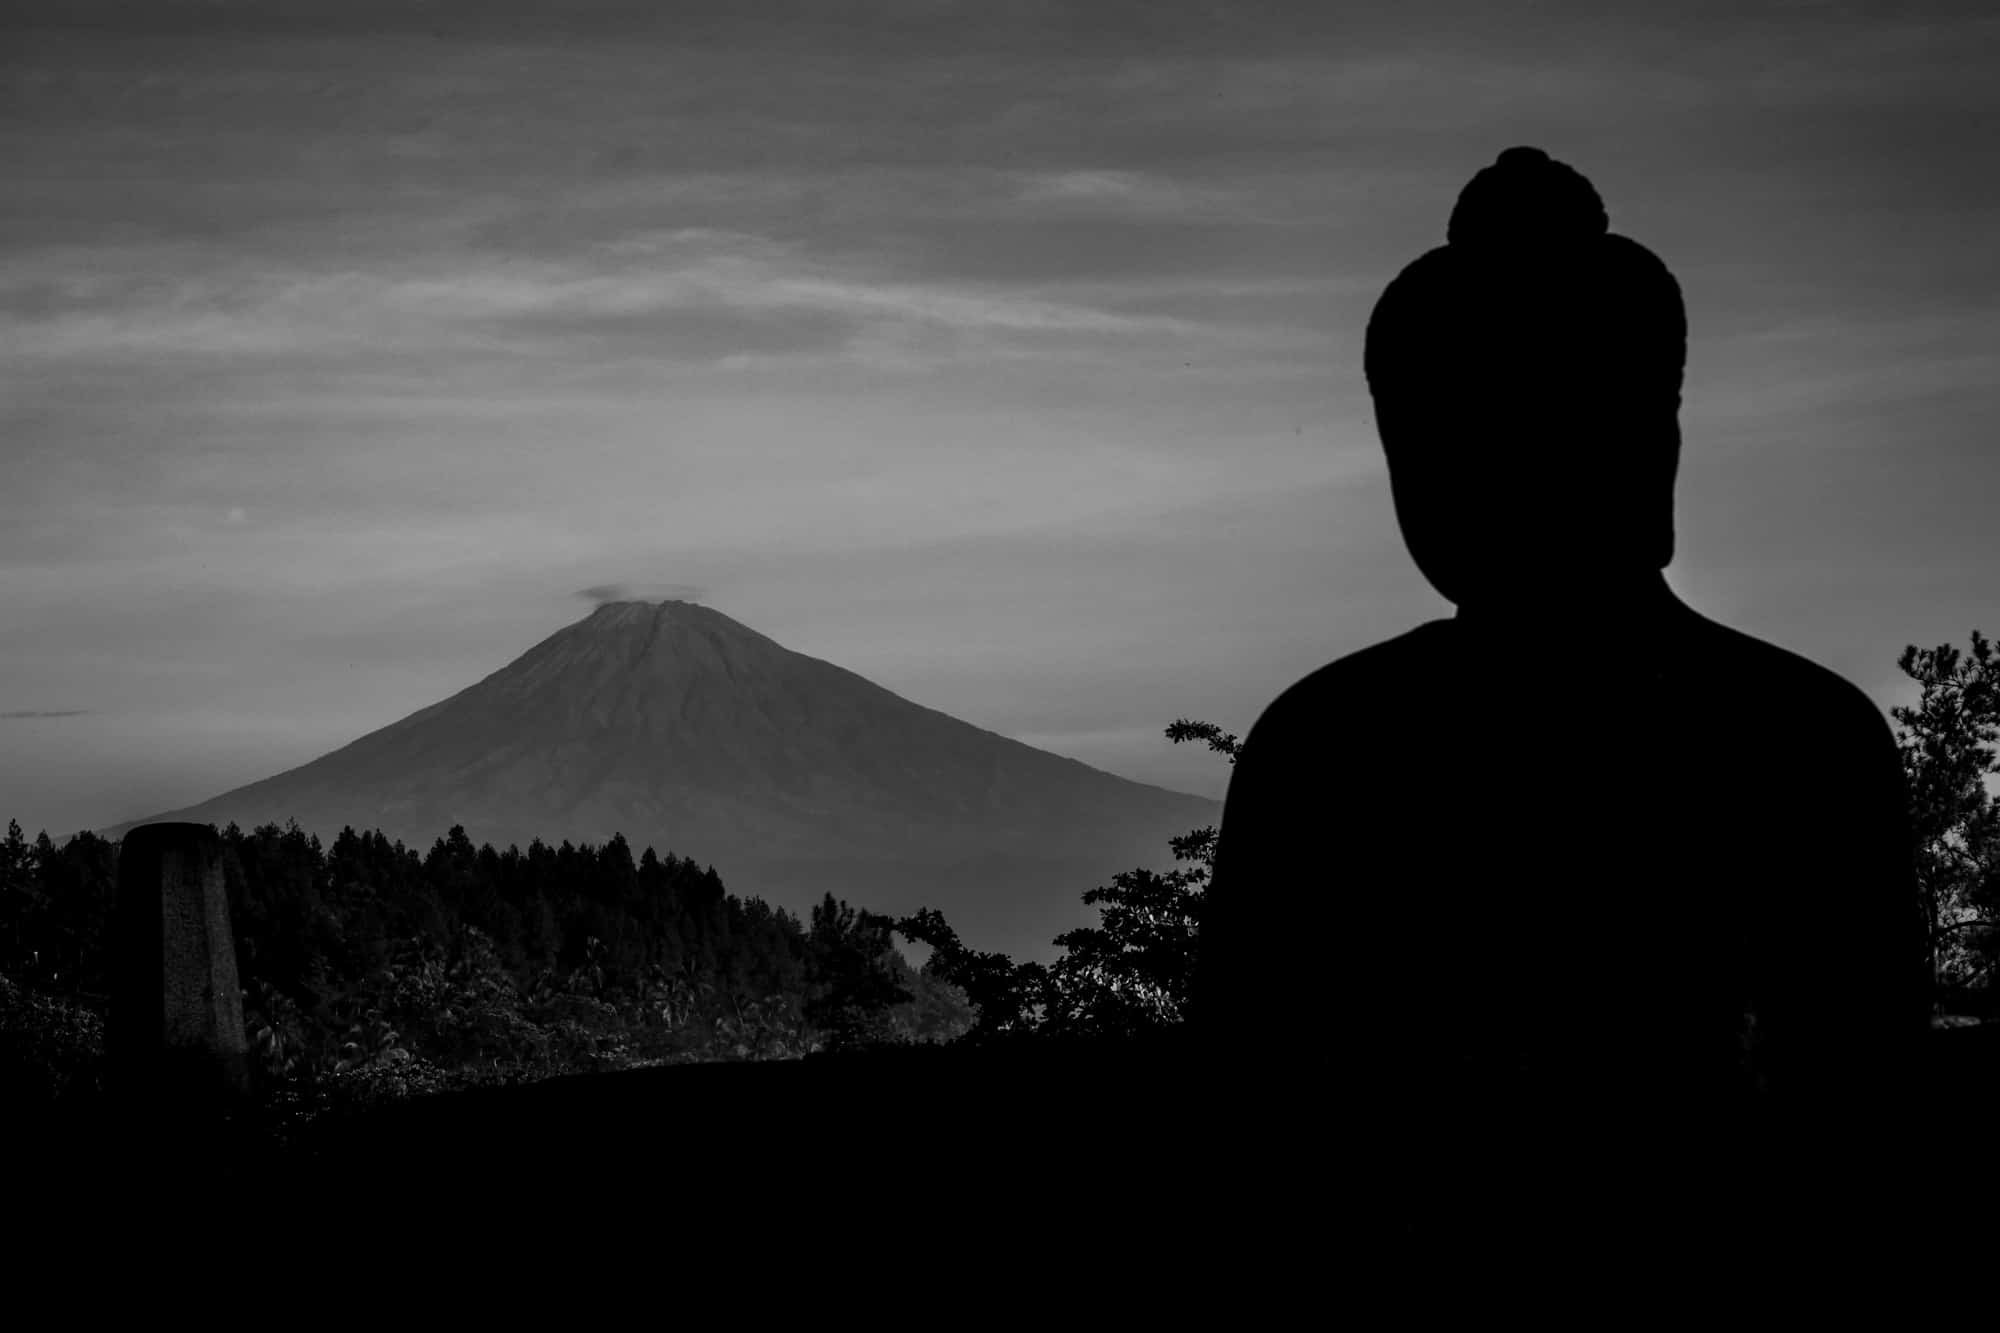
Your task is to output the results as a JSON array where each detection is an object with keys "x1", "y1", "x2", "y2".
[
  {"x1": 0, "y1": 227, "x2": 1321, "y2": 393},
  {"x1": 1008, "y1": 169, "x2": 1276, "y2": 223},
  {"x1": 1, "y1": 709, "x2": 90, "y2": 719},
  {"x1": 575, "y1": 583, "x2": 706, "y2": 604}
]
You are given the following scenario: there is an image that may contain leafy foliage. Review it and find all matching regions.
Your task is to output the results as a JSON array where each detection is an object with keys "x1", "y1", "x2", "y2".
[
  {"x1": 878, "y1": 950, "x2": 978, "y2": 1045},
  {"x1": 900, "y1": 717, "x2": 1237, "y2": 1042},
  {"x1": 1893, "y1": 630, "x2": 2000, "y2": 1005},
  {"x1": 895, "y1": 906, "x2": 1047, "y2": 1041},
  {"x1": 1039, "y1": 720, "x2": 1235, "y2": 1038},
  {"x1": 0, "y1": 970, "x2": 104, "y2": 1105}
]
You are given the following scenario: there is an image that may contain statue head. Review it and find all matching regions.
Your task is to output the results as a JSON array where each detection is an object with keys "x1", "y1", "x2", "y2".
[{"x1": 1363, "y1": 147, "x2": 1688, "y2": 610}]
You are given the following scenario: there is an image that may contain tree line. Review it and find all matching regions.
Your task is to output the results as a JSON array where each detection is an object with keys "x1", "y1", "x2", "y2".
[{"x1": 0, "y1": 820, "x2": 975, "y2": 1114}]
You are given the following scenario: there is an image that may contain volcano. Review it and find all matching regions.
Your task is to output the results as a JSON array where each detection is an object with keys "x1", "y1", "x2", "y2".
[{"x1": 112, "y1": 600, "x2": 1219, "y2": 963}]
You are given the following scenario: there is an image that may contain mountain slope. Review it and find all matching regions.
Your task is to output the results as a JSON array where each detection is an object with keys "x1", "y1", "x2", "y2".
[{"x1": 114, "y1": 600, "x2": 1220, "y2": 963}]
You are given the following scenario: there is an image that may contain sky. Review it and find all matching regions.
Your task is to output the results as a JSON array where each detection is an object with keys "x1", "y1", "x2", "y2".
[{"x1": 3, "y1": 1, "x2": 1997, "y2": 839}]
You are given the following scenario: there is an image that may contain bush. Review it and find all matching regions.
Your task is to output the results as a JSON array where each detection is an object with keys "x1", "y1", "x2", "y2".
[{"x1": 0, "y1": 971, "x2": 106, "y2": 1107}]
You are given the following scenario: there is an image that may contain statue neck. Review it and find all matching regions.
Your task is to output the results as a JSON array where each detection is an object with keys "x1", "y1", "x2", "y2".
[{"x1": 1452, "y1": 569, "x2": 1687, "y2": 645}]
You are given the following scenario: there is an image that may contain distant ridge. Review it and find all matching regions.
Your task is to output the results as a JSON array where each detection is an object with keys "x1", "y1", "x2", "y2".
[{"x1": 112, "y1": 600, "x2": 1219, "y2": 964}]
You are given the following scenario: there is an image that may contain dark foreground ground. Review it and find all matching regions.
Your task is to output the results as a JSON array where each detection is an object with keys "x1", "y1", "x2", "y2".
[{"x1": 21, "y1": 1024, "x2": 1999, "y2": 1266}]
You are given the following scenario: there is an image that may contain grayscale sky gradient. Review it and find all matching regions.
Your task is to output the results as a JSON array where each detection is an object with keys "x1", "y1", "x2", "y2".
[{"x1": 4, "y1": 1, "x2": 1997, "y2": 837}]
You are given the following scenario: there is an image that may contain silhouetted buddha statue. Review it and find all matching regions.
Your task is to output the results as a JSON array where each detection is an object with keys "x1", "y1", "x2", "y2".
[{"x1": 1194, "y1": 147, "x2": 1928, "y2": 1245}]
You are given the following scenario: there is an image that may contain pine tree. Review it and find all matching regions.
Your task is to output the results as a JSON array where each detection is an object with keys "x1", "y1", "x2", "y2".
[{"x1": 1, "y1": 819, "x2": 41, "y2": 974}]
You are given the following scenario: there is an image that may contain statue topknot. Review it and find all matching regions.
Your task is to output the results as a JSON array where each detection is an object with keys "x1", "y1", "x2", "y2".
[{"x1": 1446, "y1": 146, "x2": 1610, "y2": 253}]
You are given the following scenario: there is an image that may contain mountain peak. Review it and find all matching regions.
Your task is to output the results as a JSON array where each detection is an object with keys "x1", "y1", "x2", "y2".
[
  {"x1": 112, "y1": 601, "x2": 1218, "y2": 962},
  {"x1": 580, "y1": 599, "x2": 653, "y2": 626},
  {"x1": 584, "y1": 596, "x2": 700, "y2": 620}
]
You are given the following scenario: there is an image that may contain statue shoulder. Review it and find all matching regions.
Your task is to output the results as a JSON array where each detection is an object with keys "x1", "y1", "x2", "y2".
[
  {"x1": 1241, "y1": 621, "x2": 1453, "y2": 762},
  {"x1": 1685, "y1": 615, "x2": 1894, "y2": 749}
]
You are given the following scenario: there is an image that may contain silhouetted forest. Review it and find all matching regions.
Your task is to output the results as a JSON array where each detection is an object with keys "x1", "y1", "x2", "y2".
[
  {"x1": 3, "y1": 630, "x2": 1994, "y2": 1135},
  {"x1": 0, "y1": 820, "x2": 978, "y2": 1119}
]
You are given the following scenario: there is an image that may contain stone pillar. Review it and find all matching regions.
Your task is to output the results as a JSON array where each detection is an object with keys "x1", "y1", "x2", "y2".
[{"x1": 108, "y1": 822, "x2": 250, "y2": 1105}]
